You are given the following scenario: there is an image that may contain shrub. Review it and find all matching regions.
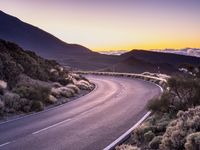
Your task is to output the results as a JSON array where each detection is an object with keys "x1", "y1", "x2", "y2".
[
  {"x1": 2, "y1": 60, "x2": 22, "y2": 87},
  {"x1": 51, "y1": 87, "x2": 75, "y2": 98},
  {"x1": 149, "y1": 136, "x2": 162, "y2": 149},
  {"x1": 148, "y1": 76, "x2": 200, "y2": 113},
  {"x1": 57, "y1": 78, "x2": 71, "y2": 86},
  {"x1": 71, "y1": 73, "x2": 82, "y2": 81},
  {"x1": 18, "y1": 98, "x2": 29, "y2": 111},
  {"x1": 115, "y1": 144, "x2": 140, "y2": 150},
  {"x1": 147, "y1": 92, "x2": 171, "y2": 112},
  {"x1": 185, "y1": 132, "x2": 200, "y2": 150},
  {"x1": 132, "y1": 123, "x2": 155, "y2": 144},
  {"x1": 129, "y1": 113, "x2": 172, "y2": 149},
  {"x1": 47, "y1": 95, "x2": 58, "y2": 104},
  {"x1": 150, "y1": 113, "x2": 172, "y2": 134},
  {"x1": 0, "y1": 100, "x2": 4, "y2": 116},
  {"x1": 144, "y1": 131, "x2": 155, "y2": 142},
  {"x1": 66, "y1": 84, "x2": 80, "y2": 93},
  {"x1": 13, "y1": 84, "x2": 50, "y2": 103},
  {"x1": 167, "y1": 76, "x2": 200, "y2": 110},
  {"x1": 22, "y1": 105, "x2": 31, "y2": 113},
  {"x1": 59, "y1": 87, "x2": 75, "y2": 98},
  {"x1": 76, "y1": 80, "x2": 93, "y2": 90},
  {"x1": 3, "y1": 92, "x2": 21, "y2": 112},
  {"x1": 52, "y1": 82, "x2": 62, "y2": 88},
  {"x1": 51, "y1": 88, "x2": 61, "y2": 98},
  {"x1": 160, "y1": 106, "x2": 200, "y2": 150},
  {"x1": 0, "y1": 80, "x2": 7, "y2": 95},
  {"x1": 31, "y1": 101, "x2": 44, "y2": 112}
]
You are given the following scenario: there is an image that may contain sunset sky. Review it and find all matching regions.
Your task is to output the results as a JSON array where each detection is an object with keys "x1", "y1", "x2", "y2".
[{"x1": 0, "y1": 0, "x2": 200, "y2": 51}]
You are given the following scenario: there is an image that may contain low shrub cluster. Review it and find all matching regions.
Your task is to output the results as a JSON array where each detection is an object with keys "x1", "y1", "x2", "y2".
[
  {"x1": 51, "y1": 86, "x2": 75, "y2": 98},
  {"x1": 127, "y1": 106, "x2": 200, "y2": 150},
  {"x1": 116, "y1": 144, "x2": 140, "y2": 150},
  {"x1": 0, "y1": 39, "x2": 94, "y2": 117},
  {"x1": 185, "y1": 132, "x2": 200, "y2": 150},
  {"x1": 149, "y1": 136, "x2": 162, "y2": 149},
  {"x1": 0, "y1": 75, "x2": 94, "y2": 116},
  {"x1": 51, "y1": 79, "x2": 94, "y2": 99},
  {"x1": 0, "y1": 99, "x2": 4, "y2": 116},
  {"x1": 3, "y1": 92, "x2": 21, "y2": 112},
  {"x1": 75, "y1": 80, "x2": 94, "y2": 90},
  {"x1": 122, "y1": 75, "x2": 200, "y2": 150},
  {"x1": 148, "y1": 76, "x2": 200, "y2": 114},
  {"x1": 31, "y1": 101, "x2": 44, "y2": 112},
  {"x1": 129, "y1": 113, "x2": 172, "y2": 149},
  {"x1": 160, "y1": 106, "x2": 200, "y2": 150},
  {"x1": 13, "y1": 84, "x2": 50, "y2": 103}
]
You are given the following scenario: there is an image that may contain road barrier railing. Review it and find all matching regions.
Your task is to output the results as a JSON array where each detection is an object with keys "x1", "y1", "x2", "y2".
[{"x1": 75, "y1": 71, "x2": 167, "y2": 90}]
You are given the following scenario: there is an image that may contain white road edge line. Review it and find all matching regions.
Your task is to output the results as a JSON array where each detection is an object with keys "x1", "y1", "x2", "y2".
[
  {"x1": 0, "y1": 142, "x2": 11, "y2": 147},
  {"x1": 103, "y1": 84, "x2": 164, "y2": 150},
  {"x1": 103, "y1": 111, "x2": 151, "y2": 150},
  {"x1": 32, "y1": 119, "x2": 71, "y2": 135},
  {"x1": 155, "y1": 84, "x2": 164, "y2": 93}
]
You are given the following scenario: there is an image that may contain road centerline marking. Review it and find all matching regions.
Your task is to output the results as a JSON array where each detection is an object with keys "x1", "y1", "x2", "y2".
[{"x1": 32, "y1": 119, "x2": 71, "y2": 135}]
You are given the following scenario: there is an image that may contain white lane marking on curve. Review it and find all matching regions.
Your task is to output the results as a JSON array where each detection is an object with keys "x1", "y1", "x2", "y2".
[
  {"x1": 103, "y1": 111, "x2": 151, "y2": 150},
  {"x1": 103, "y1": 80, "x2": 164, "y2": 150},
  {"x1": 32, "y1": 119, "x2": 71, "y2": 135},
  {"x1": 155, "y1": 84, "x2": 164, "y2": 93},
  {"x1": 0, "y1": 142, "x2": 11, "y2": 147}
]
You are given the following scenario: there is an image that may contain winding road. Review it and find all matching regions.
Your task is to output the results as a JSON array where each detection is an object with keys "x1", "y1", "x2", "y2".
[{"x1": 0, "y1": 75, "x2": 161, "y2": 150}]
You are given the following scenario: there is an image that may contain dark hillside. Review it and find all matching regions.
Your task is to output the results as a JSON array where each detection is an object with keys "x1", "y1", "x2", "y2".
[{"x1": 121, "y1": 50, "x2": 200, "y2": 67}]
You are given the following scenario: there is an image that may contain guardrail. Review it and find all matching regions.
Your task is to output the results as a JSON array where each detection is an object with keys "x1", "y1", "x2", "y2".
[
  {"x1": 75, "y1": 71, "x2": 167, "y2": 150},
  {"x1": 75, "y1": 71, "x2": 167, "y2": 90}
]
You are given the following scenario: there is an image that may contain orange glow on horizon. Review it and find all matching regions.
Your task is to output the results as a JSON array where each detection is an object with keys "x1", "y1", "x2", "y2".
[{"x1": 0, "y1": 0, "x2": 200, "y2": 51}]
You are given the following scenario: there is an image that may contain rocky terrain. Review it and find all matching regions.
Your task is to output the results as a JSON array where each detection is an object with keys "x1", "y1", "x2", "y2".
[{"x1": 0, "y1": 39, "x2": 94, "y2": 118}]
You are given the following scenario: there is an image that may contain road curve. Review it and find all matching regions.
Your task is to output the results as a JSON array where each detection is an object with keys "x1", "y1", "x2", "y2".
[{"x1": 0, "y1": 75, "x2": 161, "y2": 150}]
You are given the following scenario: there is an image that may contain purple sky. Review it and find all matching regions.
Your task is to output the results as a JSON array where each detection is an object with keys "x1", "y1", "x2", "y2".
[{"x1": 0, "y1": 0, "x2": 200, "y2": 51}]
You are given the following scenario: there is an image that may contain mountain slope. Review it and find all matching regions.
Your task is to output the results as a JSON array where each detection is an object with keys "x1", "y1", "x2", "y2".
[
  {"x1": 0, "y1": 10, "x2": 92, "y2": 58},
  {"x1": 0, "y1": 39, "x2": 60, "y2": 86},
  {"x1": 104, "y1": 50, "x2": 200, "y2": 74},
  {"x1": 121, "y1": 50, "x2": 200, "y2": 66},
  {"x1": 1, "y1": 10, "x2": 199, "y2": 72},
  {"x1": 0, "y1": 39, "x2": 94, "y2": 116},
  {"x1": 0, "y1": 11, "x2": 120, "y2": 70},
  {"x1": 103, "y1": 56, "x2": 178, "y2": 74}
]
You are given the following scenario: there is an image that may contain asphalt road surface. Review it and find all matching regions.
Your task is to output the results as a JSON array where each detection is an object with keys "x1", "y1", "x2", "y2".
[{"x1": 0, "y1": 75, "x2": 161, "y2": 150}]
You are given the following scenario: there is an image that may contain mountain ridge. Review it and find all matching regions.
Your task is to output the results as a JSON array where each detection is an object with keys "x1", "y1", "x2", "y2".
[
  {"x1": 0, "y1": 10, "x2": 92, "y2": 58},
  {"x1": 0, "y1": 10, "x2": 121, "y2": 70}
]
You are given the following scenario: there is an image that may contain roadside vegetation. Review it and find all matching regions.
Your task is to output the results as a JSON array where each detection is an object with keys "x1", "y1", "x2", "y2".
[
  {"x1": 117, "y1": 65, "x2": 200, "y2": 150},
  {"x1": 0, "y1": 39, "x2": 94, "y2": 118}
]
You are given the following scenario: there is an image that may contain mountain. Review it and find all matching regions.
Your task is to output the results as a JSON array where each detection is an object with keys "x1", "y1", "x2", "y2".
[
  {"x1": 1, "y1": 10, "x2": 199, "y2": 73},
  {"x1": 0, "y1": 10, "x2": 119, "y2": 70},
  {"x1": 104, "y1": 50, "x2": 200, "y2": 74},
  {"x1": 103, "y1": 56, "x2": 177, "y2": 74},
  {"x1": 121, "y1": 50, "x2": 200, "y2": 66},
  {"x1": 0, "y1": 10, "x2": 91, "y2": 58}
]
